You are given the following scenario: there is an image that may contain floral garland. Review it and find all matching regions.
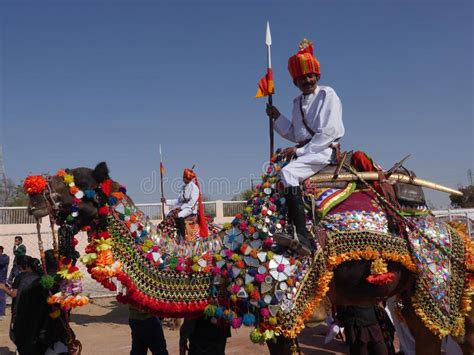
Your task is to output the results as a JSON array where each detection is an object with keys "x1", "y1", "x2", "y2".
[
  {"x1": 43, "y1": 169, "x2": 100, "y2": 309},
  {"x1": 47, "y1": 257, "x2": 89, "y2": 309},
  {"x1": 78, "y1": 177, "x2": 125, "y2": 291}
]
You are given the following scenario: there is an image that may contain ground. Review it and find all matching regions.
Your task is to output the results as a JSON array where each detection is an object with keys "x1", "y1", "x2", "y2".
[{"x1": 0, "y1": 297, "x2": 348, "y2": 355}]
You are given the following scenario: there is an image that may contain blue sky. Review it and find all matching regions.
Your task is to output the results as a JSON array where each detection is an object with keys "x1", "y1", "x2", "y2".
[{"x1": 0, "y1": 0, "x2": 472, "y2": 207}]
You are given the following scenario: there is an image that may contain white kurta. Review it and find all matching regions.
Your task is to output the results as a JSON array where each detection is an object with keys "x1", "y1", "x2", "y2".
[
  {"x1": 274, "y1": 85, "x2": 344, "y2": 186},
  {"x1": 166, "y1": 180, "x2": 200, "y2": 218}
]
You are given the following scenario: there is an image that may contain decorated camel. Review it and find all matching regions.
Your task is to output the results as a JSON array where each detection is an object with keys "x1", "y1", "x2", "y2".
[{"x1": 24, "y1": 153, "x2": 473, "y2": 354}]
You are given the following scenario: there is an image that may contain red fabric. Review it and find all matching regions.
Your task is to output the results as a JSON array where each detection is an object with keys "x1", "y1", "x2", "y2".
[
  {"x1": 328, "y1": 191, "x2": 382, "y2": 215},
  {"x1": 352, "y1": 151, "x2": 376, "y2": 172},
  {"x1": 194, "y1": 177, "x2": 209, "y2": 237},
  {"x1": 351, "y1": 151, "x2": 382, "y2": 193}
]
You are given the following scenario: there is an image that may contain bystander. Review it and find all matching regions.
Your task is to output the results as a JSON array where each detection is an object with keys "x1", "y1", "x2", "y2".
[{"x1": 0, "y1": 246, "x2": 10, "y2": 320}]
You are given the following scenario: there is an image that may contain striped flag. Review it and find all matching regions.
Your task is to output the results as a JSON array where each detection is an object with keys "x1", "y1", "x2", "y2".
[
  {"x1": 159, "y1": 145, "x2": 165, "y2": 175},
  {"x1": 255, "y1": 68, "x2": 274, "y2": 98}
]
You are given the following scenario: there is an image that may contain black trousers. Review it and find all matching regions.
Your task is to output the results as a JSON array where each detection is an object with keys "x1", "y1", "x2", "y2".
[
  {"x1": 129, "y1": 317, "x2": 168, "y2": 355},
  {"x1": 189, "y1": 336, "x2": 227, "y2": 355}
]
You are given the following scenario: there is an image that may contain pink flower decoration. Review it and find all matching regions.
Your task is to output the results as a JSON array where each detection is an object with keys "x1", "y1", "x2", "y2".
[
  {"x1": 277, "y1": 264, "x2": 285, "y2": 272},
  {"x1": 212, "y1": 266, "x2": 221, "y2": 275},
  {"x1": 225, "y1": 249, "x2": 233, "y2": 258},
  {"x1": 269, "y1": 204, "x2": 277, "y2": 212},
  {"x1": 260, "y1": 308, "x2": 270, "y2": 317},
  {"x1": 175, "y1": 265, "x2": 184, "y2": 272},
  {"x1": 255, "y1": 274, "x2": 265, "y2": 283},
  {"x1": 239, "y1": 222, "x2": 248, "y2": 231}
]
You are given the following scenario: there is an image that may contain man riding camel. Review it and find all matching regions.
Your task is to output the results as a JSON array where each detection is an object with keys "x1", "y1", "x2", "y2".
[
  {"x1": 266, "y1": 39, "x2": 345, "y2": 256},
  {"x1": 161, "y1": 168, "x2": 200, "y2": 239}
]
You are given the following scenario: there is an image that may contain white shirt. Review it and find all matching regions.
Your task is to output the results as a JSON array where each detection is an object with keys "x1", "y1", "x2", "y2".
[
  {"x1": 166, "y1": 180, "x2": 200, "y2": 213},
  {"x1": 274, "y1": 85, "x2": 344, "y2": 163}
]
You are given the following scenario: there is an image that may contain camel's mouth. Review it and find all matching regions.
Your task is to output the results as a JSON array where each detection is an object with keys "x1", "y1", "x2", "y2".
[{"x1": 28, "y1": 195, "x2": 50, "y2": 219}]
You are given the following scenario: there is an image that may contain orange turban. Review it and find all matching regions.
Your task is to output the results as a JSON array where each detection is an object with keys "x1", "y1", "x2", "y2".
[
  {"x1": 183, "y1": 168, "x2": 196, "y2": 180},
  {"x1": 287, "y1": 39, "x2": 321, "y2": 80}
]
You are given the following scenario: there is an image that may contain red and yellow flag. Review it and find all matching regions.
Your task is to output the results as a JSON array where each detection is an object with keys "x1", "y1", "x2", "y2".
[
  {"x1": 255, "y1": 68, "x2": 274, "y2": 98},
  {"x1": 160, "y1": 161, "x2": 165, "y2": 176}
]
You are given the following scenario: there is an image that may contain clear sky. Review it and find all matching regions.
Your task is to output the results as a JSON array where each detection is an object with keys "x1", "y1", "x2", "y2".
[{"x1": 0, "y1": 0, "x2": 472, "y2": 207}]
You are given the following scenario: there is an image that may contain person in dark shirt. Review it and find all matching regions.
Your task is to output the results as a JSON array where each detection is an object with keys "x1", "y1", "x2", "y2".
[
  {"x1": 0, "y1": 246, "x2": 10, "y2": 319},
  {"x1": 337, "y1": 305, "x2": 388, "y2": 355},
  {"x1": 7, "y1": 236, "x2": 27, "y2": 285},
  {"x1": 179, "y1": 316, "x2": 231, "y2": 355},
  {"x1": 0, "y1": 254, "x2": 41, "y2": 351},
  {"x1": 128, "y1": 306, "x2": 169, "y2": 355}
]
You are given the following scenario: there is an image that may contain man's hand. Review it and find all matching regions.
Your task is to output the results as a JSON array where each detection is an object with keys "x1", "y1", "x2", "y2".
[
  {"x1": 160, "y1": 197, "x2": 166, "y2": 204},
  {"x1": 281, "y1": 147, "x2": 297, "y2": 160},
  {"x1": 266, "y1": 104, "x2": 280, "y2": 120}
]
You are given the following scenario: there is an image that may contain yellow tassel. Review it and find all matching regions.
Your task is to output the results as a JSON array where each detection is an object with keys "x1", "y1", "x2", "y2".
[{"x1": 371, "y1": 258, "x2": 388, "y2": 275}]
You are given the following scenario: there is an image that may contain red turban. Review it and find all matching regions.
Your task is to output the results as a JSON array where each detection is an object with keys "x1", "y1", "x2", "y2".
[
  {"x1": 183, "y1": 168, "x2": 196, "y2": 180},
  {"x1": 287, "y1": 39, "x2": 321, "y2": 80}
]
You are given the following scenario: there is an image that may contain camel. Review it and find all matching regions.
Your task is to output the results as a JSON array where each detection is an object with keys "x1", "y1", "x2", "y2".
[{"x1": 25, "y1": 159, "x2": 473, "y2": 354}]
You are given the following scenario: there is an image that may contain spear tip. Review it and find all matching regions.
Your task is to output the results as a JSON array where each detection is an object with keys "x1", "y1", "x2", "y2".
[{"x1": 266, "y1": 21, "x2": 272, "y2": 46}]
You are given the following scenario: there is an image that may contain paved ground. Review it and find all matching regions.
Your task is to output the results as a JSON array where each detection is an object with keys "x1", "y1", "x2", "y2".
[{"x1": 0, "y1": 297, "x2": 348, "y2": 355}]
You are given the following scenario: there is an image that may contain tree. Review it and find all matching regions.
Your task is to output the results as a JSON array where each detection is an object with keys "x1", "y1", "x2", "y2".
[
  {"x1": 6, "y1": 183, "x2": 29, "y2": 207},
  {"x1": 449, "y1": 185, "x2": 474, "y2": 208},
  {"x1": 232, "y1": 188, "x2": 256, "y2": 201}
]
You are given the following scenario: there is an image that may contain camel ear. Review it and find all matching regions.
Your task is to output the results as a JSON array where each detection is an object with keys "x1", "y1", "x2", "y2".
[{"x1": 93, "y1": 162, "x2": 110, "y2": 183}]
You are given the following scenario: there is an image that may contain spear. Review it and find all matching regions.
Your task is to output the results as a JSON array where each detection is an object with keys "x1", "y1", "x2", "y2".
[
  {"x1": 266, "y1": 21, "x2": 274, "y2": 160},
  {"x1": 159, "y1": 144, "x2": 165, "y2": 220}
]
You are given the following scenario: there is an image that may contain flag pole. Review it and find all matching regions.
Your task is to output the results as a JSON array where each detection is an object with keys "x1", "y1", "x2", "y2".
[
  {"x1": 266, "y1": 21, "x2": 274, "y2": 161},
  {"x1": 159, "y1": 144, "x2": 165, "y2": 220}
]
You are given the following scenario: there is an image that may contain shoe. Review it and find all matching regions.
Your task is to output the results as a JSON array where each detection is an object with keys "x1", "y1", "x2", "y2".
[
  {"x1": 273, "y1": 186, "x2": 313, "y2": 256},
  {"x1": 273, "y1": 231, "x2": 311, "y2": 256}
]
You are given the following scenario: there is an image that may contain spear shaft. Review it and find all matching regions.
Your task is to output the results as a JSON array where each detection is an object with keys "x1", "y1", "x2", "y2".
[
  {"x1": 159, "y1": 145, "x2": 165, "y2": 220},
  {"x1": 266, "y1": 22, "x2": 274, "y2": 160}
]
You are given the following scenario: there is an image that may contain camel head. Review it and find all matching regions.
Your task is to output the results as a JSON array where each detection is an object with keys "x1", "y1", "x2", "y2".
[{"x1": 26, "y1": 162, "x2": 122, "y2": 231}]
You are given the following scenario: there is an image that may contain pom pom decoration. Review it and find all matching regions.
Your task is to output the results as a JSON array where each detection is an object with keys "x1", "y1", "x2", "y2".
[
  {"x1": 23, "y1": 175, "x2": 47, "y2": 195},
  {"x1": 40, "y1": 275, "x2": 56, "y2": 289}
]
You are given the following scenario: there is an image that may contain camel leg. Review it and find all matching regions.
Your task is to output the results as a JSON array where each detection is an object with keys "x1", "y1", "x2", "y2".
[{"x1": 401, "y1": 293, "x2": 442, "y2": 355}]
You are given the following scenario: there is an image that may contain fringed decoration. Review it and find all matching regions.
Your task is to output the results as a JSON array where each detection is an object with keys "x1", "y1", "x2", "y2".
[{"x1": 366, "y1": 258, "x2": 397, "y2": 285}]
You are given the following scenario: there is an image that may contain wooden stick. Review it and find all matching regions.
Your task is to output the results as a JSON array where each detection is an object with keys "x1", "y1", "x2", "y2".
[{"x1": 309, "y1": 172, "x2": 463, "y2": 196}]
